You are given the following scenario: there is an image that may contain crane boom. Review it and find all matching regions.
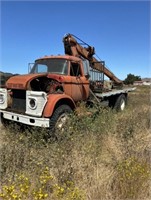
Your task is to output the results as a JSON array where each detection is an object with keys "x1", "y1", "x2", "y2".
[{"x1": 63, "y1": 34, "x2": 123, "y2": 85}]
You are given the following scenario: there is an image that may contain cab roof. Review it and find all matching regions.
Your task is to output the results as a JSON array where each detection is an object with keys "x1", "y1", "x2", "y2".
[{"x1": 35, "y1": 55, "x2": 82, "y2": 62}]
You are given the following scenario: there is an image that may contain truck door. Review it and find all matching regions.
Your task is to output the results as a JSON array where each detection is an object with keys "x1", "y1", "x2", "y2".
[{"x1": 70, "y1": 61, "x2": 89, "y2": 102}]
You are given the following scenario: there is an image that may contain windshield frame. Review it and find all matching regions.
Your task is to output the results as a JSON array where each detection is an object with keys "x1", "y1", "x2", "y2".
[{"x1": 30, "y1": 58, "x2": 69, "y2": 75}]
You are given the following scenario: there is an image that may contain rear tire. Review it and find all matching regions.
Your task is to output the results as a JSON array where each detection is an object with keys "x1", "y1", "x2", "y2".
[{"x1": 114, "y1": 94, "x2": 127, "y2": 111}]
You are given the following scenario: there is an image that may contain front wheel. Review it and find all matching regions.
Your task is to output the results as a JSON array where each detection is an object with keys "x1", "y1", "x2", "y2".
[
  {"x1": 0, "y1": 114, "x2": 10, "y2": 127},
  {"x1": 114, "y1": 94, "x2": 127, "y2": 111},
  {"x1": 49, "y1": 104, "x2": 72, "y2": 133}
]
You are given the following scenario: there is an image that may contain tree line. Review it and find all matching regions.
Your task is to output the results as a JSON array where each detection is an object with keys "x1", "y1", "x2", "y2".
[{"x1": 124, "y1": 73, "x2": 141, "y2": 85}]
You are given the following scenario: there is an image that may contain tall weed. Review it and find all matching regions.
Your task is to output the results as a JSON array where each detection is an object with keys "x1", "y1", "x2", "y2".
[{"x1": 0, "y1": 86, "x2": 150, "y2": 200}]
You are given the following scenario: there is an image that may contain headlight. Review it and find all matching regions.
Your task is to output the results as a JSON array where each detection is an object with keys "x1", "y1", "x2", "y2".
[
  {"x1": 0, "y1": 94, "x2": 5, "y2": 104},
  {"x1": 28, "y1": 98, "x2": 37, "y2": 110}
]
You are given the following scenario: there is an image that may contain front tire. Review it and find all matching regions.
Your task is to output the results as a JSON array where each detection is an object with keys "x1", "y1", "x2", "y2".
[
  {"x1": 0, "y1": 114, "x2": 10, "y2": 127},
  {"x1": 49, "y1": 104, "x2": 72, "y2": 133}
]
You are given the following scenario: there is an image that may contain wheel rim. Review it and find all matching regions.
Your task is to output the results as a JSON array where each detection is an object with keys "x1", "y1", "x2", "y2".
[
  {"x1": 55, "y1": 113, "x2": 68, "y2": 131},
  {"x1": 120, "y1": 99, "x2": 125, "y2": 110}
]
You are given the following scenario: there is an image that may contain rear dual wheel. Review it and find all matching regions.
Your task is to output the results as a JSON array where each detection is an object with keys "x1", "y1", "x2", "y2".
[{"x1": 114, "y1": 94, "x2": 127, "y2": 111}]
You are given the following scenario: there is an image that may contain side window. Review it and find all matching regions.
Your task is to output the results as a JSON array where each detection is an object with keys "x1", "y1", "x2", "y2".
[
  {"x1": 70, "y1": 62, "x2": 82, "y2": 76},
  {"x1": 82, "y1": 59, "x2": 90, "y2": 75}
]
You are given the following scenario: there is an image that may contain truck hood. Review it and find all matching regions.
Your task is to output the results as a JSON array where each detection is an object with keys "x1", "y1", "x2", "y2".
[{"x1": 6, "y1": 73, "x2": 49, "y2": 89}]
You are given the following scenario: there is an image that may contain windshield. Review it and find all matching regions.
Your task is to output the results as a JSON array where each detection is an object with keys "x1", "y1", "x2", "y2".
[{"x1": 30, "y1": 59, "x2": 68, "y2": 75}]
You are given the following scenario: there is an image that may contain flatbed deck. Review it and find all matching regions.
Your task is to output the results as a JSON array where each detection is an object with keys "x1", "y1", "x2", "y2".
[{"x1": 94, "y1": 87, "x2": 136, "y2": 98}]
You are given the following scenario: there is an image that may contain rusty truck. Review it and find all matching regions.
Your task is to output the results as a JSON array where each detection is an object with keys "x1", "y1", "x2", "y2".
[{"x1": 0, "y1": 34, "x2": 135, "y2": 131}]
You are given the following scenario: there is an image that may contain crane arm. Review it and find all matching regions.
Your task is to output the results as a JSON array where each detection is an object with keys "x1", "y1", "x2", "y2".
[{"x1": 63, "y1": 34, "x2": 123, "y2": 85}]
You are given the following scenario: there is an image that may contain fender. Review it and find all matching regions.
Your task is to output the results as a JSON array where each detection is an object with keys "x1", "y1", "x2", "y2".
[{"x1": 43, "y1": 94, "x2": 76, "y2": 118}]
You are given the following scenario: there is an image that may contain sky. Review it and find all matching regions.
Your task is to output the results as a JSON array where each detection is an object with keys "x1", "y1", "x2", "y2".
[{"x1": 0, "y1": 0, "x2": 150, "y2": 80}]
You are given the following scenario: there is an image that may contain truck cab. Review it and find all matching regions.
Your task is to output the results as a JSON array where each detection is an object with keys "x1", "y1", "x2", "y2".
[{"x1": 29, "y1": 55, "x2": 90, "y2": 101}]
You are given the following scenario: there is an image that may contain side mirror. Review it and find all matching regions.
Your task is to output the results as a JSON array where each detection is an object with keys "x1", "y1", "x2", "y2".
[{"x1": 28, "y1": 63, "x2": 34, "y2": 73}]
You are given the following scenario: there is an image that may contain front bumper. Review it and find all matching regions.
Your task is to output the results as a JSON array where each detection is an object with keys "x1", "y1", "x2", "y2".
[{"x1": 0, "y1": 110, "x2": 50, "y2": 127}]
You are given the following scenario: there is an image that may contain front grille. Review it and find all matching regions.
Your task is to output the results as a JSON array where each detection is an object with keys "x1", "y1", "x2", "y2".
[{"x1": 11, "y1": 90, "x2": 26, "y2": 113}]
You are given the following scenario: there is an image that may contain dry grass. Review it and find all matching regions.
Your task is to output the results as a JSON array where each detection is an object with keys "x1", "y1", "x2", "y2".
[{"x1": 0, "y1": 85, "x2": 150, "y2": 200}]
